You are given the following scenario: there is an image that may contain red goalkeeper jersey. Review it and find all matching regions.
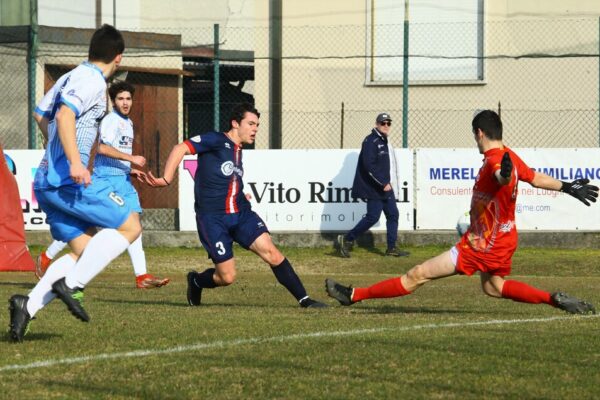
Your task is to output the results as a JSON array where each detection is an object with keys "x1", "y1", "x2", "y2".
[{"x1": 457, "y1": 147, "x2": 535, "y2": 273}]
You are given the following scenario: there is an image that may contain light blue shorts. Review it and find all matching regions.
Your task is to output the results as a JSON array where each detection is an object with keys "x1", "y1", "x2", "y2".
[
  {"x1": 96, "y1": 174, "x2": 142, "y2": 213},
  {"x1": 35, "y1": 177, "x2": 132, "y2": 242}
]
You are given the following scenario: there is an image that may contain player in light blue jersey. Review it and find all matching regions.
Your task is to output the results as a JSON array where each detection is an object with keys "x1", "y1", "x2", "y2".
[
  {"x1": 35, "y1": 81, "x2": 169, "y2": 289},
  {"x1": 8, "y1": 25, "x2": 144, "y2": 342}
]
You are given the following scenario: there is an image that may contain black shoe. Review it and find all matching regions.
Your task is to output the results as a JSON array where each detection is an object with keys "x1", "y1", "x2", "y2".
[
  {"x1": 551, "y1": 292, "x2": 596, "y2": 314},
  {"x1": 51, "y1": 278, "x2": 90, "y2": 322},
  {"x1": 299, "y1": 297, "x2": 329, "y2": 308},
  {"x1": 337, "y1": 234, "x2": 352, "y2": 258},
  {"x1": 325, "y1": 278, "x2": 355, "y2": 306},
  {"x1": 385, "y1": 247, "x2": 410, "y2": 257},
  {"x1": 187, "y1": 271, "x2": 203, "y2": 306},
  {"x1": 8, "y1": 295, "x2": 32, "y2": 342}
]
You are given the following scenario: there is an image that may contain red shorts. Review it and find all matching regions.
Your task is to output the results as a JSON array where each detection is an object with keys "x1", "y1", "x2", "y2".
[{"x1": 454, "y1": 244, "x2": 512, "y2": 277}]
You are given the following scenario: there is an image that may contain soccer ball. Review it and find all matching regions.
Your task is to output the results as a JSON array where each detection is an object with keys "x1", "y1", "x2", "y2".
[{"x1": 456, "y1": 211, "x2": 471, "y2": 237}]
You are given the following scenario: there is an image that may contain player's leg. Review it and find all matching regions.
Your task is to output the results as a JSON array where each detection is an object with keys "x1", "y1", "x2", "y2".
[
  {"x1": 50, "y1": 180, "x2": 141, "y2": 320},
  {"x1": 338, "y1": 199, "x2": 383, "y2": 257},
  {"x1": 480, "y1": 272, "x2": 595, "y2": 313},
  {"x1": 114, "y1": 176, "x2": 169, "y2": 288},
  {"x1": 186, "y1": 213, "x2": 235, "y2": 306},
  {"x1": 130, "y1": 233, "x2": 170, "y2": 288},
  {"x1": 326, "y1": 250, "x2": 457, "y2": 306},
  {"x1": 8, "y1": 197, "x2": 93, "y2": 341},
  {"x1": 35, "y1": 239, "x2": 68, "y2": 279},
  {"x1": 248, "y1": 230, "x2": 327, "y2": 308}
]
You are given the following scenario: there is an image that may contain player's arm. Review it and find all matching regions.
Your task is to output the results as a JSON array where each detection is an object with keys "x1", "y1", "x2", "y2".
[
  {"x1": 97, "y1": 143, "x2": 146, "y2": 167},
  {"x1": 145, "y1": 142, "x2": 190, "y2": 187},
  {"x1": 33, "y1": 111, "x2": 49, "y2": 146},
  {"x1": 55, "y1": 105, "x2": 90, "y2": 186},
  {"x1": 531, "y1": 172, "x2": 598, "y2": 206}
]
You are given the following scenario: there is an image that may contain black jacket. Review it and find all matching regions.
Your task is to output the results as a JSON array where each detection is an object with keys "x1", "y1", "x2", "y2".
[{"x1": 351, "y1": 128, "x2": 392, "y2": 200}]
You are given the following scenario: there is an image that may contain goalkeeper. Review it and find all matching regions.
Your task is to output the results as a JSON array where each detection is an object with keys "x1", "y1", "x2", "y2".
[{"x1": 326, "y1": 110, "x2": 597, "y2": 314}]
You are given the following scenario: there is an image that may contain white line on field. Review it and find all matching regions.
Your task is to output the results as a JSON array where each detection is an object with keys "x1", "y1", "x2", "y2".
[{"x1": 1, "y1": 314, "x2": 598, "y2": 373}]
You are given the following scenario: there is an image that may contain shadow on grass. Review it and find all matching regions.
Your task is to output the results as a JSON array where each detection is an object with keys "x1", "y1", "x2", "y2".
[
  {"x1": 0, "y1": 281, "x2": 36, "y2": 289},
  {"x1": 97, "y1": 298, "x2": 306, "y2": 310},
  {"x1": 2, "y1": 332, "x2": 62, "y2": 343},
  {"x1": 354, "y1": 305, "x2": 486, "y2": 315}
]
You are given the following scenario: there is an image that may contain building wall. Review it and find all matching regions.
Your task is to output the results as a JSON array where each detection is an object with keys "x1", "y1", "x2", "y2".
[{"x1": 252, "y1": 0, "x2": 600, "y2": 149}]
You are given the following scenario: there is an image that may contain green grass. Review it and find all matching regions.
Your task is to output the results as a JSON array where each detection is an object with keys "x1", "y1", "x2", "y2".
[{"x1": 1, "y1": 245, "x2": 599, "y2": 399}]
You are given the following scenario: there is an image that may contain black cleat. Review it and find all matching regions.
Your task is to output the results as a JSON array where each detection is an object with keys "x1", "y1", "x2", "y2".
[
  {"x1": 551, "y1": 292, "x2": 596, "y2": 314},
  {"x1": 337, "y1": 234, "x2": 352, "y2": 258},
  {"x1": 385, "y1": 247, "x2": 410, "y2": 257},
  {"x1": 51, "y1": 278, "x2": 90, "y2": 322},
  {"x1": 8, "y1": 295, "x2": 32, "y2": 342},
  {"x1": 325, "y1": 278, "x2": 356, "y2": 306},
  {"x1": 187, "y1": 271, "x2": 203, "y2": 306},
  {"x1": 299, "y1": 297, "x2": 329, "y2": 308}
]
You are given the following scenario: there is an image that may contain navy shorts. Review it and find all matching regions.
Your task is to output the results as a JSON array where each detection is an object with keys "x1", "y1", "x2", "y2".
[{"x1": 196, "y1": 209, "x2": 269, "y2": 264}]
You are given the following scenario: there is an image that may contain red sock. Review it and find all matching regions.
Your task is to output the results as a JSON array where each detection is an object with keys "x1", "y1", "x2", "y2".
[
  {"x1": 501, "y1": 280, "x2": 552, "y2": 305},
  {"x1": 352, "y1": 277, "x2": 411, "y2": 302}
]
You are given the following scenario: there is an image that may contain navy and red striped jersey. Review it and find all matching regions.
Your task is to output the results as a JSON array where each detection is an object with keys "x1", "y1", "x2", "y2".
[{"x1": 184, "y1": 131, "x2": 251, "y2": 214}]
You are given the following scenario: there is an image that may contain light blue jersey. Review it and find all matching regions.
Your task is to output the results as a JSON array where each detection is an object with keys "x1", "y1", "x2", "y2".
[
  {"x1": 34, "y1": 62, "x2": 107, "y2": 189},
  {"x1": 32, "y1": 62, "x2": 133, "y2": 242},
  {"x1": 94, "y1": 111, "x2": 134, "y2": 176}
]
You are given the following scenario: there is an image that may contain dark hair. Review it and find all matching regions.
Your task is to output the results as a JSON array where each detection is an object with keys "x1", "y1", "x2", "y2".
[
  {"x1": 108, "y1": 81, "x2": 135, "y2": 102},
  {"x1": 472, "y1": 109, "x2": 502, "y2": 140},
  {"x1": 229, "y1": 103, "x2": 260, "y2": 129},
  {"x1": 88, "y1": 24, "x2": 125, "y2": 63}
]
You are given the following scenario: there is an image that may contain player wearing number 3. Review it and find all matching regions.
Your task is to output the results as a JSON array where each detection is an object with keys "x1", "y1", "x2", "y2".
[
  {"x1": 145, "y1": 103, "x2": 327, "y2": 308},
  {"x1": 326, "y1": 110, "x2": 597, "y2": 315}
]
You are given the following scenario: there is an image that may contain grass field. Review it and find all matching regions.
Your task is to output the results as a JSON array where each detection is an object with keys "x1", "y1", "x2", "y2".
[{"x1": 1, "y1": 245, "x2": 599, "y2": 399}]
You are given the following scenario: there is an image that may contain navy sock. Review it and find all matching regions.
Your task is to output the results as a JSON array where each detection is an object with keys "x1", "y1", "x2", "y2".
[
  {"x1": 271, "y1": 258, "x2": 308, "y2": 301},
  {"x1": 194, "y1": 268, "x2": 218, "y2": 288}
]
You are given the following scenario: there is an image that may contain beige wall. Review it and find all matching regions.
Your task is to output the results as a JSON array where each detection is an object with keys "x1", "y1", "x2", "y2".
[{"x1": 253, "y1": 0, "x2": 600, "y2": 149}]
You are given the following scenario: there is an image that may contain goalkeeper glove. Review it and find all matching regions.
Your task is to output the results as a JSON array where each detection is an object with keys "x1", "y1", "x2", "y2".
[
  {"x1": 560, "y1": 178, "x2": 599, "y2": 206},
  {"x1": 499, "y1": 152, "x2": 513, "y2": 179}
]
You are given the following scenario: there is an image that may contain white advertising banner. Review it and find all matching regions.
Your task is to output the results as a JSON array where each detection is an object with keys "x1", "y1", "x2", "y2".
[
  {"x1": 179, "y1": 149, "x2": 414, "y2": 232},
  {"x1": 416, "y1": 148, "x2": 600, "y2": 230},
  {"x1": 3, "y1": 150, "x2": 47, "y2": 230}
]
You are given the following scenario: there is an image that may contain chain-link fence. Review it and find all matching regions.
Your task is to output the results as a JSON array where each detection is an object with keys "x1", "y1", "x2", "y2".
[{"x1": 0, "y1": 18, "x2": 599, "y2": 229}]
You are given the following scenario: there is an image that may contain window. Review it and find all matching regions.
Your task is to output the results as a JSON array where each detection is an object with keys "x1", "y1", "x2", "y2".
[{"x1": 366, "y1": 0, "x2": 484, "y2": 84}]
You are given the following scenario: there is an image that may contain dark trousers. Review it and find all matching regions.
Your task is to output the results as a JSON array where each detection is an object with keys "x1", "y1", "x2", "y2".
[{"x1": 345, "y1": 194, "x2": 399, "y2": 250}]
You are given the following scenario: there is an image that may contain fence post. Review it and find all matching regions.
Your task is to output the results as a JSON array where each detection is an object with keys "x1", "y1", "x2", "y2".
[
  {"x1": 28, "y1": 0, "x2": 39, "y2": 149},
  {"x1": 340, "y1": 102, "x2": 345, "y2": 149},
  {"x1": 402, "y1": 0, "x2": 409, "y2": 149},
  {"x1": 269, "y1": 0, "x2": 283, "y2": 149},
  {"x1": 214, "y1": 23, "x2": 220, "y2": 132}
]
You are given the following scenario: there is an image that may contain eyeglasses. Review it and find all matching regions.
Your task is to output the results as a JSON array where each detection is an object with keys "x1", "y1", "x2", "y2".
[{"x1": 379, "y1": 121, "x2": 392, "y2": 126}]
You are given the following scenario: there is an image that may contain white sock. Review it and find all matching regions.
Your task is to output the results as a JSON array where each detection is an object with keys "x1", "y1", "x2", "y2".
[
  {"x1": 46, "y1": 240, "x2": 68, "y2": 259},
  {"x1": 65, "y1": 229, "x2": 130, "y2": 288},
  {"x1": 27, "y1": 254, "x2": 76, "y2": 317},
  {"x1": 127, "y1": 234, "x2": 147, "y2": 276}
]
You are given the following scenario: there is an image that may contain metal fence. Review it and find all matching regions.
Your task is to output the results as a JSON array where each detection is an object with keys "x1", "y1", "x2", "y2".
[{"x1": 1, "y1": 18, "x2": 599, "y2": 229}]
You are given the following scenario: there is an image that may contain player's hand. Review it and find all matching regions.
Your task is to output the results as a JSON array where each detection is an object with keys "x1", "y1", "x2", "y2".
[
  {"x1": 144, "y1": 171, "x2": 169, "y2": 188},
  {"x1": 383, "y1": 183, "x2": 392, "y2": 191},
  {"x1": 560, "y1": 178, "x2": 599, "y2": 206},
  {"x1": 130, "y1": 155, "x2": 146, "y2": 168},
  {"x1": 245, "y1": 193, "x2": 252, "y2": 201},
  {"x1": 500, "y1": 152, "x2": 513, "y2": 179},
  {"x1": 70, "y1": 162, "x2": 91, "y2": 187},
  {"x1": 130, "y1": 169, "x2": 147, "y2": 182}
]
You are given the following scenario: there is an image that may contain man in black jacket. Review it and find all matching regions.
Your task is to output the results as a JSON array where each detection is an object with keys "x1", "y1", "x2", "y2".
[{"x1": 337, "y1": 113, "x2": 410, "y2": 258}]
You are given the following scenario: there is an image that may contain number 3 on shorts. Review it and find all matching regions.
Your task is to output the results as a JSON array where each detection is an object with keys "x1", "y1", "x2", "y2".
[
  {"x1": 215, "y1": 241, "x2": 226, "y2": 255},
  {"x1": 109, "y1": 191, "x2": 125, "y2": 206}
]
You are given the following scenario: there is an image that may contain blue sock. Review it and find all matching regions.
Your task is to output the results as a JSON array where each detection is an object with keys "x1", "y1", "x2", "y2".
[
  {"x1": 194, "y1": 268, "x2": 218, "y2": 288},
  {"x1": 271, "y1": 258, "x2": 308, "y2": 302}
]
